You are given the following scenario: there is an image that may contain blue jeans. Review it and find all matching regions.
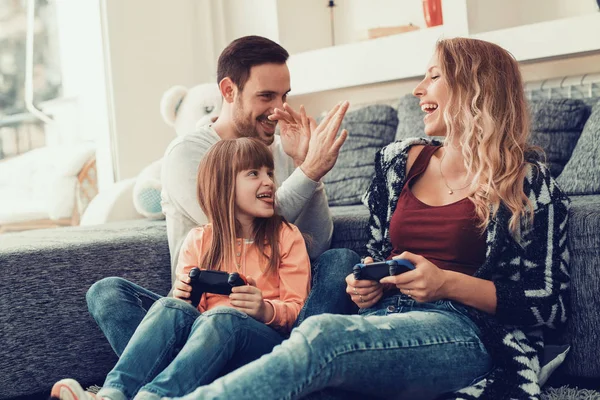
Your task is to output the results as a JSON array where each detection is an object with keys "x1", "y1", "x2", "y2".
[
  {"x1": 163, "y1": 295, "x2": 493, "y2": 400},
  {"x1": 95, "y1": 300, "x2": 283, "y2": 399},
  {"x1": 86, "y1": 248, "x2": 360, "y2": 356}
]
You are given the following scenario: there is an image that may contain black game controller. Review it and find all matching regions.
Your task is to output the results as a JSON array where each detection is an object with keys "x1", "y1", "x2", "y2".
[
  {"x1": 188, "y1": 268, "x2": 248, "y2": 307},
  {"x1": 353, "y1": 259, "x2": 415, "y2": 281}
]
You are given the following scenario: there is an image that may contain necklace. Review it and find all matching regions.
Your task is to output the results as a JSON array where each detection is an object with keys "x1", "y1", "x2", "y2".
[{"x1": 439, "y1": 151, "x2": 471, "y2": 195}]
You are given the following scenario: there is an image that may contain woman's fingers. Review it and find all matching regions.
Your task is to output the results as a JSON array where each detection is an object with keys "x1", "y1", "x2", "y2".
[
  {"x1": 351, "y1": 286, "x2": 383, "y2": 308},
  {"x1": 346, "y1": 274, "x2": 380, "y2": 289},
  {"x1": 363, "y1": 291, "x2": 384, "y2": 308}
]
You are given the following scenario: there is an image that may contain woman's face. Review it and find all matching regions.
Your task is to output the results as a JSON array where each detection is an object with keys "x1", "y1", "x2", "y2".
[{"x1": 412, "y1": 52, "x2": 450, "y2": 137}]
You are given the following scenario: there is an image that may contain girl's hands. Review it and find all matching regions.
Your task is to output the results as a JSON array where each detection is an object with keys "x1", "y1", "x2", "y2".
[
  {"x1": 230, "y1": 277, "x2": 274, "y2": 323},
  {"x1": 345, "y1": 256, "x2": 385, "y2": 308},
  {"x1": 173, "y1": 272, "x2": 193, "y2": 303},
  {"x1": 380, "y1": 252, "x2": 448, "y2": 303}
]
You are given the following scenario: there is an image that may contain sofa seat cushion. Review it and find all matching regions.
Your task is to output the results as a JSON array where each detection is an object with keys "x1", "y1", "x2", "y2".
[
  {"x1": 330, "y1": 204, "x2": 370, "y2": 256},
  {"x1": 322, "y1": 105, "x2": 398, "y2": 206},
  {"x1": 557, "y1": 100, "x2": 600, "y2": 195}
]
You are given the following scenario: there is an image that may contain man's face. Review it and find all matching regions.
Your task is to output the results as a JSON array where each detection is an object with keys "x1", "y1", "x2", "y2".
[{"x1": 232, "y1": 63, "x2": 291, "y2": 146}]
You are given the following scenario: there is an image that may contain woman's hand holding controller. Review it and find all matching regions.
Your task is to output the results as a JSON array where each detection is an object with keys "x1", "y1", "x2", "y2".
[
  {"x1": 230, "y1": 276, "x2": 275, "y2": 323},
  {"x1": 380, "y1": 252, "x2": 448, "y2": 303},
  {"x1": 173, "y1": 272, "x2": 193, "y2": 303},
  {"x1": 345, "y1": 257, "x2": 384, "y2": 308}
]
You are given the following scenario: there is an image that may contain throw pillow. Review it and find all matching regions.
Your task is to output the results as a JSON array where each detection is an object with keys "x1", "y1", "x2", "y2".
[
  {"x1": 395, "y1": 94, "x2": 425, "y2": 141},
  {"x1": 322, "y1": 104, "x2": 398, "y2": 206},
  {"x1": 528, "y1": 99, "x2": 590, "y2": 177},
  {"x1": 557, "y1": 100, "x2": 600, "y2": 195}
]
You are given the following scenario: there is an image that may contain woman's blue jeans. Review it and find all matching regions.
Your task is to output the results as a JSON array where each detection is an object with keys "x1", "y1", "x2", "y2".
[
  {"x1": 162, "y1": 294, "x2": 493, "y2": 400},
  {"x1": 96, "y1": 299, "x2": 284, "y2": 400}
]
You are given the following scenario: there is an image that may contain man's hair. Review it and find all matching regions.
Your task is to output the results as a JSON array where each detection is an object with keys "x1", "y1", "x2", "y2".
[{"x1": 217, "y1": 35, "x2": 289, "y2": 91}]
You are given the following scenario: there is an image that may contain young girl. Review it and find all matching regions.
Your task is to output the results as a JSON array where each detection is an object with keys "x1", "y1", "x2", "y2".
[
  {"x1": 50, "y1": 138, "x2": 311, "y2": 400},
  {"x1": 160, "y1": 38, "x2": 571, "y2": 400}
]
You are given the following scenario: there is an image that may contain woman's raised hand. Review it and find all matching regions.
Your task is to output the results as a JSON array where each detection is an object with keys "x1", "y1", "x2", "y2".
[
  {"x1": 345, "y1": 257, "x2": 384, "y2": 308},
  {"x1": 380, "y1": 252, "x2": 448, "y2": 303}
]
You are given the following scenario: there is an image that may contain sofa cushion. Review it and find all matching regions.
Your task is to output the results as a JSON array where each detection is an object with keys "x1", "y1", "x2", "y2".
[
  {"x1": 557, "y1": 100, "x2": 600, "y2": 195},
  {"x1": 395, "y1": 94, "x2": 425, "y2": 141},
  {"x1": 528, "y1": 99, "x2": 590, "y2": 177},
  {"x1": 323, "y1": 105, "x2": 398, "y2": 206},
  {"x1": 330, "y1": 205, "x2": 370, "y2": 255}
]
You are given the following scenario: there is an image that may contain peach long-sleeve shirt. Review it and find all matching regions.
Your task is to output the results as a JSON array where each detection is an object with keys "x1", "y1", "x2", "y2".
[{"x1": 176, "y1": 223, "x2": 311, "y2": 333}]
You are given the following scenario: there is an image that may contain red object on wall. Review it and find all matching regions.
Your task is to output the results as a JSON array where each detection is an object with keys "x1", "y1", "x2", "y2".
[{"x1": 422, "y1": 0, "x2": 443, "y2": 27}]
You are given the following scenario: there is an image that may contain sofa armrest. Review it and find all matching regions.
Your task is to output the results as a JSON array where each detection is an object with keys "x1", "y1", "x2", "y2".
[{"x1": 562, "y1": 195, "x2": 600, "y2": 378}]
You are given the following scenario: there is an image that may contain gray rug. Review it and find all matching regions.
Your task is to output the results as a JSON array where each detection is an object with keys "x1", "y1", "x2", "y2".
[
  {"x1": 83, "y1": 385, "x2": 600, "y2": 399},
  {"x1": 83, "y1": 384, "x2": 600, "y2": 399},
  {"x1": 542, "y1": 387, "x2": 600, "y2": 399}
]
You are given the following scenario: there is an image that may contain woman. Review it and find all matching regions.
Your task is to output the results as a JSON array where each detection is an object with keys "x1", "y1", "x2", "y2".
[{"x1": 163, "y1": 38, "x2": 571, "y2": 400}]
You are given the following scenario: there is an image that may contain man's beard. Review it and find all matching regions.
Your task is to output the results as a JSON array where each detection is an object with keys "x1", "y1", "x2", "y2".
[
  {"x1": 232, "y1": 104, "x2": 275, "y2": 146},
  {"x1": 232, "y1": 102, "x2": 259, "y2": 139}
]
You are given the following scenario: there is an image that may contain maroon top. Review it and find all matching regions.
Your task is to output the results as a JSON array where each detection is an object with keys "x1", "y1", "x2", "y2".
[{"x1": 388, "y1": 145, "x2": 486, "y2": 275}]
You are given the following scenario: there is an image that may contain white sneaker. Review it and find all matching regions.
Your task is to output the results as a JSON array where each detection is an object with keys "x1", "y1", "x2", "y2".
[{"x1": 50, "y1": 379, "x2": 104, "y2": 400}]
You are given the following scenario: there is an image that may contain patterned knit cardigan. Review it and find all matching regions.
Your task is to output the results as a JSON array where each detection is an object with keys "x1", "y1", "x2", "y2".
[{"x1": 362, "y1": 138, "x2": 571, "y2": 400}]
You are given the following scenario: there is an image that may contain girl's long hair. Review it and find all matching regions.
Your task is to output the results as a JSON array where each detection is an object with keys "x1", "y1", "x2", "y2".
[
  {"x1": 437, "y1": 38, "x2": 538, "y2": 235},
  {"x1": 196, "y1": 138, "x2": 288, "y2": 276}
]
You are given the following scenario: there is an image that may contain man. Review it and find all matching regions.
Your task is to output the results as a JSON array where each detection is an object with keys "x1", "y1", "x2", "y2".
[
  {"x1": 162, "y1": 35, "x2": 348, "y2": 284},
  {"x1": 86, "y1": 36, "x2": 359, "y2": 359}
]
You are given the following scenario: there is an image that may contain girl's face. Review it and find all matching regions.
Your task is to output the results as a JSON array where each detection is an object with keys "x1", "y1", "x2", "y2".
[
  {"x1": 235, "y1": 166, "x2": 275, "y2": 222},
  {"x1": 412, "y1": 52, "x2": 450, "y2": 137}
]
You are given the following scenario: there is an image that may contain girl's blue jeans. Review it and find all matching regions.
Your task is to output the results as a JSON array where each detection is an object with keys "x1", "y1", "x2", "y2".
[
  {"x1": 161, "y1": 294, "x2": 493, "y2": 400},
  {"x1": 97, "y1": 299, "x2": 284, "y2": 400}
]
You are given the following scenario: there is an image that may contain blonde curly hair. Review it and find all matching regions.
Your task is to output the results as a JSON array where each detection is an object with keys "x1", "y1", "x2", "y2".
[{"x1": 437, "y1": 38, "x2": 538, "y2": 235}]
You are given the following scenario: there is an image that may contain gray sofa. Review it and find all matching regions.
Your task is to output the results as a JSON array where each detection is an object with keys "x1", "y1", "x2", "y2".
[{"x1": 1, "y1": 96, "x2": 599, "y2": 399}]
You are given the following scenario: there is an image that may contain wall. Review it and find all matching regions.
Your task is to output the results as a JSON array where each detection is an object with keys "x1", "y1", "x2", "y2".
[
  {"x1": 466, "y1": 0, "x2": 598, "y2": 34},
  {"x1": 220, "y1": 0, "x2": 279, "y2": 44},
  {"x1": 103, "y1": 0, "x2": 210, "y2": 180},
  {"x1": 339, "y1": 0, "x2": 427, "y2": 43},
  {"x1": 275, "y1": 0, "x2": 331, "y2": 54}
]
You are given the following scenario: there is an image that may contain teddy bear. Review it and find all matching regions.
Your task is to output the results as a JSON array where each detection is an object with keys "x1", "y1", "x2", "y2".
[{"x1": 132, "y1": 83, "x2": 222, "y2": 219}]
